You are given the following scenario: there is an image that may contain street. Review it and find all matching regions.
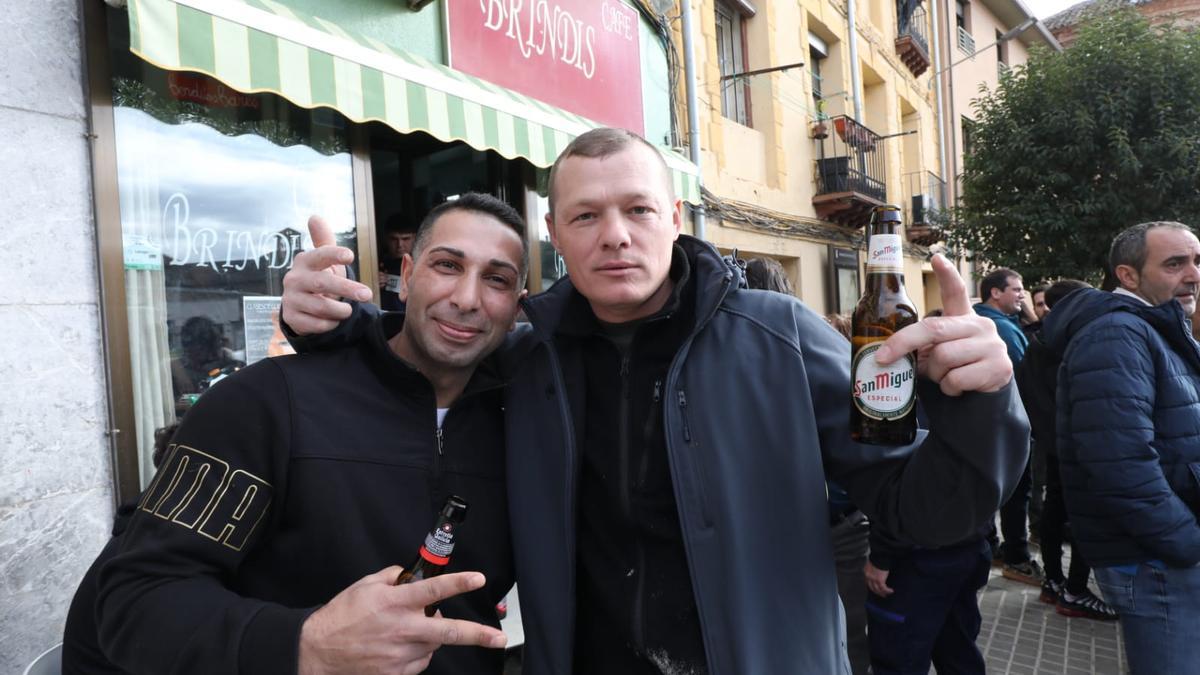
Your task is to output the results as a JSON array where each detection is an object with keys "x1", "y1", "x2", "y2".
[{"x1": 976, "y1": 566, "x2": 1126, "y2": 674}]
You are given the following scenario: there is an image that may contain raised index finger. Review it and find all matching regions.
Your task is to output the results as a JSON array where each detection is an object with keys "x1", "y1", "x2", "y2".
[
  {"x1": 875, "y1": 316, "x2": 978, "y2": 365},
  {"x1": 307, "y1": 215, "x2": 338, "y2": 249},
  {"x1": 295, "y1": 244, "x2": 355, "y2": 274},
  {"x1": 931, "y1": 254, "x2": 971, "y2": 316}
]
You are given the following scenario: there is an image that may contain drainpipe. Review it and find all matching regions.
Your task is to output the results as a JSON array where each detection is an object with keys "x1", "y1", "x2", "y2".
[
  {"x1": 680, "y1": 0, "x2": 706, "y2": 240},
  {"x1": 930, "y1": 0, "x2": 949, "y2": 200},
  {"x1": 944, "y1": 0, "x2": 960, "y2": 206},
  {"x1": 847, "y1": 0, "x2": 864, "y2": 120}
]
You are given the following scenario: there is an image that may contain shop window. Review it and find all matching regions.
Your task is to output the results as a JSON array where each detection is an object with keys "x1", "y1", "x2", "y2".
[
  {"x1": 105, "y1": 16, "x2": 357, "y2": 486},
  {"x1": 716, "y1": 1, "x2": 751, "y2": 127},
  {"x1": 529, "y1": 193, "x2": 567, "y2": 292}
]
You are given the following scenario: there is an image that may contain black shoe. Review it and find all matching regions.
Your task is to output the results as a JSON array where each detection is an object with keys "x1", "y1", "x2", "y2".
[
  {"x1": 1039, "y1": 578, "x2": 1063, "y2": 604},
  {"x1": 1002, "y1": 559, "x2": 1045, "y2": 586},
  {"x1": 1056, "y1": 589, "x2": 1118, "y2": 621}
]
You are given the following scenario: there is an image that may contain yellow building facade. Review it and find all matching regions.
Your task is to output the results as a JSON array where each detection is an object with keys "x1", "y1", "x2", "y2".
[{"x1": 678, "y1": 0, "x2": 1058, "y2": 314}]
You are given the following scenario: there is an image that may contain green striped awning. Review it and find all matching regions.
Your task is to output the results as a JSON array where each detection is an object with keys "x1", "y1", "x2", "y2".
[{"x1": 124, "y1": 0, "x2": 701, "y2": 204}]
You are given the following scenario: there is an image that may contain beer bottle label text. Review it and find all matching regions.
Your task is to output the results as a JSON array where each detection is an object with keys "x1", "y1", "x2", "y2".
[
  {"x1": 852, "y1": 343, "x2": 916, "y2": 420},
  {"x1": 866, "y1": 234, "x2": 903, "y2": 274},
  {"x1": 420, "y1": 523, "x2": 457, "y2": 563}
]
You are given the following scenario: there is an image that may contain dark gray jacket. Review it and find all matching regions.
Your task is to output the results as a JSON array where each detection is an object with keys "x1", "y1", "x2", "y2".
[{"x1": 505, "y1": 236, "x2": 1029, "y2": 674}]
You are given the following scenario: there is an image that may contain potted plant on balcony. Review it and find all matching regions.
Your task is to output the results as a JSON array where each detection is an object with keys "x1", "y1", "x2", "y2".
[{"x1": 833, "y1": 116, "x2": 876, "y2": 152}]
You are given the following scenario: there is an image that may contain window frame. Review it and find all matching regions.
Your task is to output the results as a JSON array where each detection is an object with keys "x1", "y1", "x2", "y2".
[
  {"x1": 716, "y1": 1, "x2": 752, "y2": 127},
  {"x1": 84, "y1": 3, "x2": 376, "y2": 504},
  {"x1": 809, "y1": 33, "x2": 828, "y2": 111}
]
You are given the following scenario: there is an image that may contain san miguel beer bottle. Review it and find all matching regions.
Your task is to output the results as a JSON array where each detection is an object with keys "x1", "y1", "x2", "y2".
[
  {"x1": 395, "y1": 495, "x2": 468, "y2": 614},
  {"x1": 850, "y1": 205, "x2": 919, "y2": 445}
]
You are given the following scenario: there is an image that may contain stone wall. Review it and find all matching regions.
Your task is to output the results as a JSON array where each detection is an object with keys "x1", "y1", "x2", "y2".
[{"x1": 0, "y1": 1, "x2": 114, "y2": 671}]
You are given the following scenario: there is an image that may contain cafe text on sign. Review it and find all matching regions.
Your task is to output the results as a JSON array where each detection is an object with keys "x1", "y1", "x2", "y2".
[{"x1": 449, "y1": 0, "x2": 645, "y2": 134}]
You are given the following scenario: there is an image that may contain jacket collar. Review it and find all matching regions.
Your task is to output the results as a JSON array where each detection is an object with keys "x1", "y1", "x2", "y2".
[
  {"x1": 1043, "y1": 287, "x2": 1200, "y2": 372},
  {"x1": 972, "y1": 302, "x2": 1021, "y2": 324}
]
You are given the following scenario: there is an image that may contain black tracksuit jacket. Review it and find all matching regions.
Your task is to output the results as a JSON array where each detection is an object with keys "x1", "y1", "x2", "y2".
[{"x1": 94, "y1": 313, "x2": 514, "y2": 674}]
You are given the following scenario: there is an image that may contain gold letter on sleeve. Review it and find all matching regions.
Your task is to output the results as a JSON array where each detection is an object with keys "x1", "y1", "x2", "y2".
[
  {"x1": 197, "y1": 470, "x2": 273, "y2": 551},
  {"x1": 139, "y1": 445, "x2": 273, "y2": 549}
]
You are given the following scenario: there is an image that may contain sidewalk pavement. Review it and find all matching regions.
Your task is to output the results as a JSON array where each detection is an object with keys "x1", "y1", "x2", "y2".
[{"x1": 976, "y1": 567, "x2": 1127, "y2": 674}]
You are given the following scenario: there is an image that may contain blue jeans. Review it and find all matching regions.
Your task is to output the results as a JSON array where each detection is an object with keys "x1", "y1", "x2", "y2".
[{"x1": 1094, "y1": 563, "x2": 1200, "y2": 675}]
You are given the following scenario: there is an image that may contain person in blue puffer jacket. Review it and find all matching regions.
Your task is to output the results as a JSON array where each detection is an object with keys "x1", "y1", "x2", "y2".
[{"x1": 1044, "y1": 221, "x2": 1200, "y2": 675}]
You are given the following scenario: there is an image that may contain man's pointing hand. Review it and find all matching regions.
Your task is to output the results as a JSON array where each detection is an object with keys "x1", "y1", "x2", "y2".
[{"x1": 874, "y1": 254, "x2": 1012, "y2": 396}]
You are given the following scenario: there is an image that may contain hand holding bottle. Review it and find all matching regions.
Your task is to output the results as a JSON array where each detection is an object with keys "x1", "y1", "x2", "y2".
[
  {"x1": 874, "y1": 254, "x2": 1012, "y2": 397},
  {"x1": 297, "y1": 566, "x2": 506, "y2": 675}
]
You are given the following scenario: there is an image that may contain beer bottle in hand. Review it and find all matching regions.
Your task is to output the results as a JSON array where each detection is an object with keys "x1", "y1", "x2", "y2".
[
  {"x1": 395, "y1": 495, "x2": 468, "y2": 615},
  {"x1": 851, "y1": 205, "x2": 918, "y2": 445}
]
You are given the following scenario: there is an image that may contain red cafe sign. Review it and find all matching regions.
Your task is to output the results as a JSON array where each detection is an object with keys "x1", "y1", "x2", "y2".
[{"x1": 448, "y1": 0, "x2": 645, "y2": 134}]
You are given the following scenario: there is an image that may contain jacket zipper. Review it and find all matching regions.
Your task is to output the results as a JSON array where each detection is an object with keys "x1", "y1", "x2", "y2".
[
  {"x1": 677, "y1": 390, "x2": 692, "y2": 442},
  {"x1": 661, "y1": 271, "x2": 733, "y2": 673},
  {"x1": 432, "y1": 422, "x2": 445, "y2": 503},
  {"x1": 619, "y1": 353, "x2": 632, "y2": 522}
]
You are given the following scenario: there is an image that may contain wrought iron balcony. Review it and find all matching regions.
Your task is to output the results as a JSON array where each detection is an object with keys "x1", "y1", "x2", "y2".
[
  {"x1": 895, "y1": 4, "x2": 930, "y2": 77},
  {"x1": 813, "y1": 115, "x2": 887, "y2": 227}
]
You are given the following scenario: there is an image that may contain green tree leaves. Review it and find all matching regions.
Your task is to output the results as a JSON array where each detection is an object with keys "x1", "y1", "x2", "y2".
[{"x1": 952, "y1": 10, "x2": 1200, "y2": 285}]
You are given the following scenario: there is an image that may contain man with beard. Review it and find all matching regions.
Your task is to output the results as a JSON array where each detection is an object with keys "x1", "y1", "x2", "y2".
[
  {"x1": 93, "y1": 194, "x2": 524, "y2": 674},
  {"x1": 1043, "y1": 221, "x2": 1200, "y2": 674}
]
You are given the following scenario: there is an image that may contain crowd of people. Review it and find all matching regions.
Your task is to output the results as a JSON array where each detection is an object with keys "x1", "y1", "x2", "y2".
[{"x1": 60, "y1": 127, "x2": 1200, "y2": 675}]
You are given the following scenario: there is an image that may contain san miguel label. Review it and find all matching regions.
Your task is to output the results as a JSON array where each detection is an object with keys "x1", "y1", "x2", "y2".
[
  {"x1": 852, "y1": 343, "x2": 916, "y2": 420},
  {"x1": 866, "y1": 234, "x2": 903, "y2": 274}
]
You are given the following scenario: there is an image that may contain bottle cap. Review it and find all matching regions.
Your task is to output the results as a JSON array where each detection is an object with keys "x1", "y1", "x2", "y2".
[
  {"x1": 441, "y1": 495, "x2": 468, "y2": 524},
  {"x1": 871, "y1": 205, "x2": 903, "y2": 225}
]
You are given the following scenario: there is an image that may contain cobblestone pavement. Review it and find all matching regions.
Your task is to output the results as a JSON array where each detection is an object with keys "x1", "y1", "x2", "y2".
[{"x1": 975, "y1": 567, "x2": 1127, "y2": 674}]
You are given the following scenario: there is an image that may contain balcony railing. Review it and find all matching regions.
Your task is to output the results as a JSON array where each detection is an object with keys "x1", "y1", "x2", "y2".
[
  {"x1": 813, "y1": 116, "x2": 887, "y2": 227},
  {"x1": 895, "y1": 4, "x2": 931, "y2": 77},
  {"x1": 903, "y1": 171, "x2": 948, "y2": 245},
  {"x1": 958, "y1": 25, "x2": 976, "y2": 54},
  {"x1": 899, "y1": 5, "x2": 929, "y2": 56}
]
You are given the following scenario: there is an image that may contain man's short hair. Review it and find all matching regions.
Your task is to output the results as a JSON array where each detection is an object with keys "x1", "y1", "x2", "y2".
[
  {"x1": 743, "y1": 257, "x2": 794, "y2": 295},
  {"x1": 412, "y1": 193, "x2": 530, "y2": 285},
  {"x1": 1109, "y1": 221, "x2": 1194, "y2": 274},
  {"x1": 547, "y1": 127, "x2": 673, "y2": 217},
  {"x1": 1044, "y1": 279, "x2": 1091, "y2": 309},
  {"x1": 824, "y1": 313, "x2": 852, "y2": 339},
  {"x1": 385, "y1": 213, "x2": 415, "y2": 234},
  {"x1": 1031, "y1": 284, "x2": 1048, "y2": 297},
  {"x1": 980, "y1": 268, "x2": 1020, "y2": 301}
]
